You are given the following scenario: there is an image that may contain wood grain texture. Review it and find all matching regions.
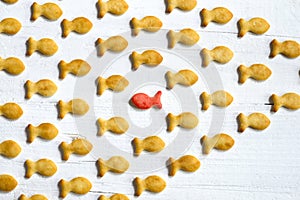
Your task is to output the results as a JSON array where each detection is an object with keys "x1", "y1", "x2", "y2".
[{"x1": 0, "y1": 0, "x2": 299, "y2": 199}]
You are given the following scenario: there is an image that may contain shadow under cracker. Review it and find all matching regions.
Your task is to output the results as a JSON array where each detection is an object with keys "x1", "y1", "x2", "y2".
[
  {"x1": 129, "y1": 19, "x2": 135, "y2": 37},
  {"x1": 25, "y1": 39, "x2": 30, "y2": 57},
  {"x1": 268, "y1": 95, "x2": 274, "y2": 104},
  {"x1": 164, "y1": 73, "x2": 170, "y2": 90},
  {"x1": 165, "y1": 115, "x2": 170, "y2": 132},
  {"x1": 95, "y1": 159, "x2": 101, "y2": 177},
  {"x1": 94, "y1": 77, "x2": 100, "y2": 96},
  {"x1": 128, "y1": 99, "x2": 137, "y2": 109},
  {"x1": 95, "y1": 39, "x2": 101, "y2": 57},
  {"x1": 132, "y1": 178, "x2": 138, "y2": 196},
  {"x1": 60, "y1": 21, "x2": 65, "y2": 38},
  {"x1": 164, "y1": 0, "x2": 169, "y2": 13},
  {"x1": 236, "y1": 67, "x2": 243, "y2": 85},
  {"x1": 165, "y1": 158, "x2": 172, "y2": 176},
  {"x1": 129, "y1": 54, "x2": 136, "y2": 71},
  {"x1": 131, "y1": 139, "x2": 138, "y2": 157},
  {"x1": 166, "y1": 31, "x2": 172, "y2": 49},
  {"x1": 25, "y1": 125, "x2": 30, "y2": 143},
  {"x1": 95, "y1": 120, "x2": 100, "y2": 136},
  {"x1": 236, "y1": 21, "x2": 242, "y2": 38},
  {"x1": 268, "y1": 41, "x2": 274, "y2": 58},
  {"x1": 199, "y1": 50, "x2": 206, "y2": 67},
  {"x1": 23, "y1": 161, "x2": 28, "y2": 178},
  {"x1": 199, "y1": 94, "x2": 205, "y2": 110},
  {"x1": 23, "y1": 82, "x2": 28, "y2": 99},
  {"x1": 268, "y1": 95, "x2": 278, "y2": 113},
  {"x1": 57, "y1": 180, "x2": 63, "y2": 198},
  {"x1": 199, "y1": 11, "x2": 205, "y2": 28},
  {"x1": 55, "y1": 102, "x2": 61, "y2": 120},
  {"x1": 30, "y1": 4, "x2": 35, "y2": 21},
  {"x1": 199, "y1": 136, "x2": 206, "y2": 154},
  {"x1": 95, "y1": 2, "x2": 100, "y2": 19},
  {"x1": 58, "y1": 142, "x2": 66, "y2": 161},
  {"x1": 236, "y1": 115, "x2": 241, "y2": 133}
]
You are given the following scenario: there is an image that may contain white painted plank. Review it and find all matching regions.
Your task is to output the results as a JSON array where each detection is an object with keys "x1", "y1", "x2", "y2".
[{"x1": 0, "y1": 0, "x2": 299, "y2": 199}]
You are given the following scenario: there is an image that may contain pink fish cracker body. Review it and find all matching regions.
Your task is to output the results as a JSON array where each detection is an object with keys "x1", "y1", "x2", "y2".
[{"x1": 131, "y1": 91, "x2": 162, "y2": 109}]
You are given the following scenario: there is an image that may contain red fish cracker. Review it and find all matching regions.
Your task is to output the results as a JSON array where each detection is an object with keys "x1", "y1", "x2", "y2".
[{"x1": 130, "y1": 91, "x2": 162, "y2": 109}]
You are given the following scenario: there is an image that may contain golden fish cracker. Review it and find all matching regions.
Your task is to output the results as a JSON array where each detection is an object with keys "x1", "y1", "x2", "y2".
[
  {"x1": 238, "y1": 64, "x2": 272, "y2": 84},
  {"x1": 19, "y1": 194, "x2": 48, "y2": 200},
  {"x1": 25, "y1": 79, "x2": 57, "y2": 99},
  {"x1": 270, "y1": 92, "x2": 300, "y2": 112},
  {"x1": 57, "y1": 99, "x2": 89, "y2": 119},
  {"x1": 131, "y1": 50, "x2": 163, "y2": 70},
  {"x1": 167, "y1": 28, "x2": 199, "y2": 48},
  {"x1": 61, "y1": 17, "x2": 93, "y2": 38},
  {"x1": 166, "y1": 112, "x2": 198, "y2": 132},
  {"x1": 98, "y1": 194, "x2": 129, "y2": 200},
  {"x1": 96, "y1": 156, "x2": 129, "y2": 177},
  {"x1": 0, "y1": 174, "x2": 17, "y2": 192},
  {"x1": 96, "y1": 35, "x2": 128, "y2": 56},
  {"x1": 237, "y1": 112, "x2": 270, "y2": 133},
  {"x1": 201, "y1": 46, "x2": 233, "y2": 67},
  {"x1": 0, "y1": 102, "x2": 23, "y2": 120},
  {"x1": 97, "y1": 75, "x2": 129, "y2": 95},
  {"x1": 26, "y1": 123, "x2": 58, "y2": 143},
  {"x1": 31, "y1": 2, "x2": 62, "y2": 21},
  {"x1": 97, "y1": 116, "x2": 129, "y2": 136},
  {"x1": 167, "y1": 155, "x2": 200, "y2": 176},
  {"x1": 58, "y1": 59, "x2": 91, "y2": 79},
  {"x1": 132, "y1": 136, "x2": 165, "y2": 156},
  {"x1": 58, "y1": 177, "x2": 92, "y2": 198},
  {"x1": 166, "y1": 0, "x2": 197, "y2": 13},
  {"x1": 165, "y1": 69, "x2": 198, "y2": 89},
  {"x1": 0, "y1": 18, "x2": 21, "y2": 35},
  {"x1": 0, "y1": 57, "x2": 25, "y2": 75},
  {"x1": 200, "y1": 7, "x2": 233, "y2": 27},
  {"x1": 1, "y1": 0, "x2": 18, "y2": 4},
  {"x1": 25, "y1": 158, "x2": 57, "y2": 178},
  {"x1": 238, "y1": 17, "x2": 270, "y2": 37},
  {"x1": 59, "y1": 138, "x2": 93, "y2": 161},
  {"x1": 0, "y1": 140, "x2": 21, "y2": 158},
  {"x1": 200, "y1": 133, "x2": 234, "y2": 154},
  {"x1": 133, "y1": 175, "x2": 166, "y2": 196},
  {"x1": 130, "y1": 16, "x2": 162, "y2": 36},
  {"x1": 269, "y1": 39, "x2": 300, "y2": 58},
  {"x1": 200, "y1": 90, "x2": 233, "y2": 110},
  {"x1": 26, "y1": 37, "x2": 58, "y2": 56},
  {"x1": 97, "y1": 0, "x2": 128, "y2": 18}
]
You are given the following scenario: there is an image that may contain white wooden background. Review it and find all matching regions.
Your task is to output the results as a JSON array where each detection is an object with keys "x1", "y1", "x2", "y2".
[{"x1": 0, "y1": 0, "x2": 300, "y2": 199}]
